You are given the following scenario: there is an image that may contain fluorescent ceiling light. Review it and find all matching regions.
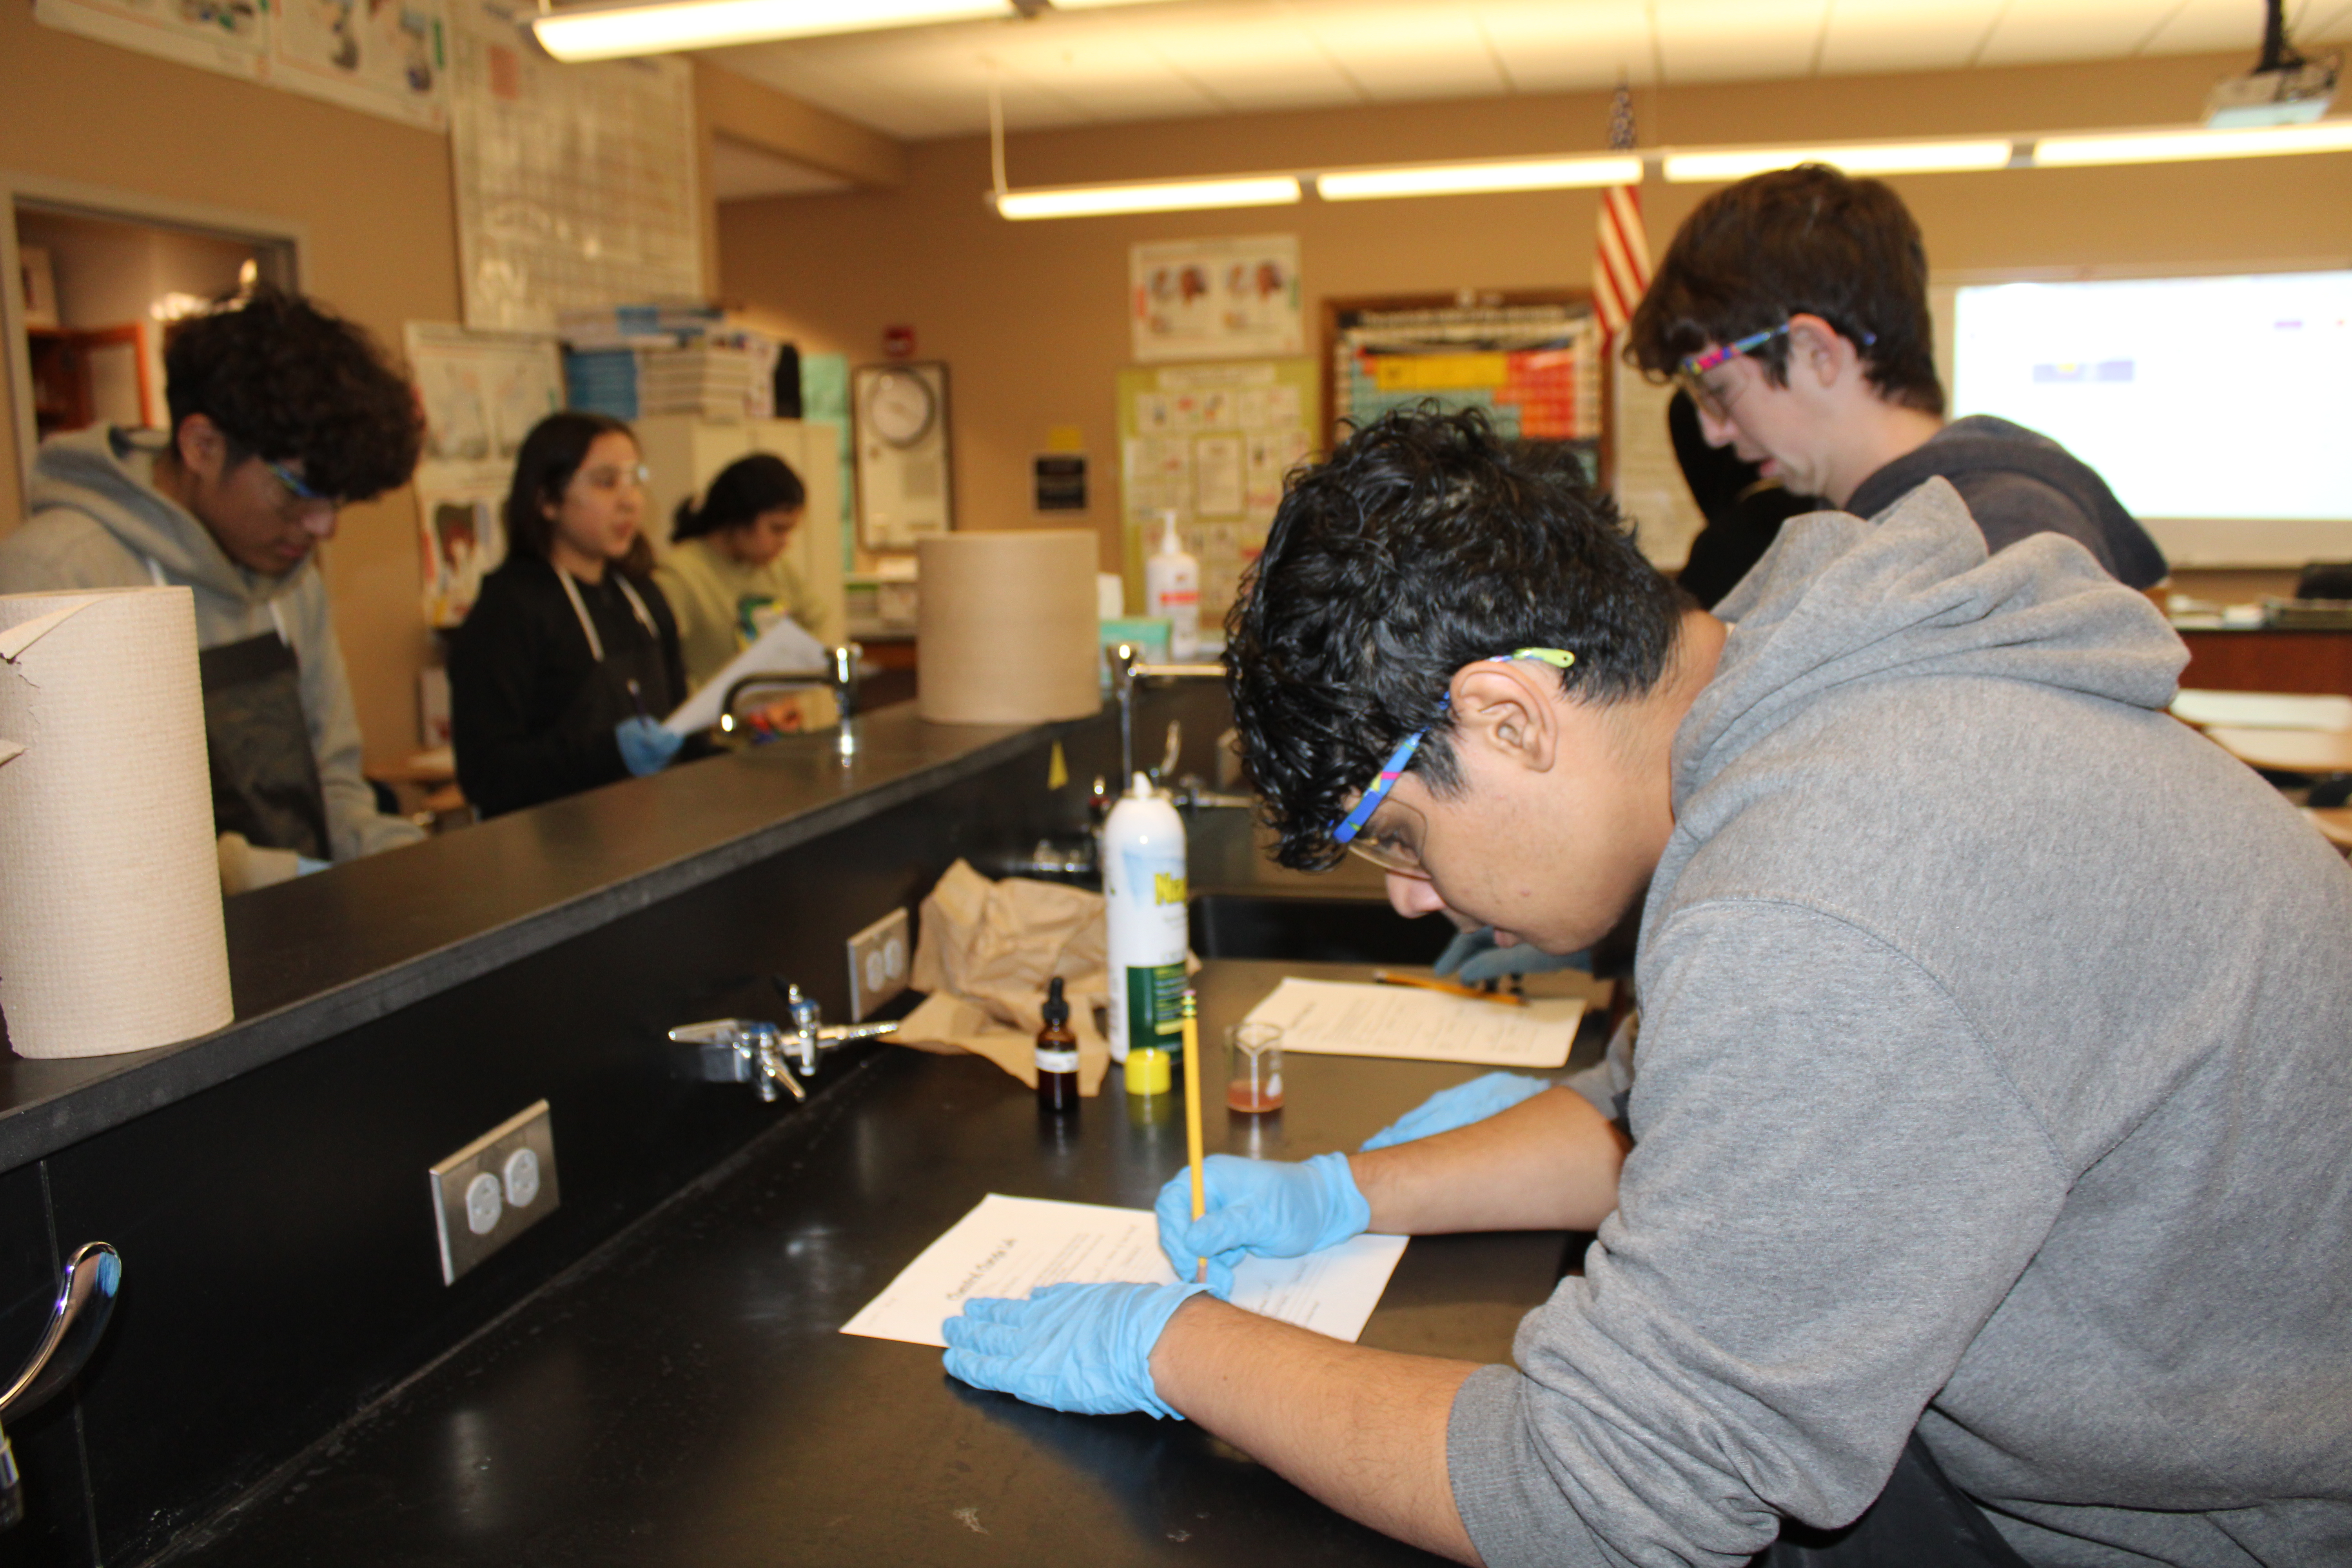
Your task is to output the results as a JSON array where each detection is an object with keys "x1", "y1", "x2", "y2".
[
  {"x1": 2033, "y1": 119, "x2": 2352, "y2": 167},
  {"x1": 1664, "y1": 139, "x2": 2013, "y2": 183},
  {"x1": 991, "y1": 176, "x2": 1302, "y2": 220},
  {"x1": 1318, "y1": 155, "x2": 1642, "y2": 201},
  {"x1": 533, "y1": 0, "x2": 1004, "y2": 60}
]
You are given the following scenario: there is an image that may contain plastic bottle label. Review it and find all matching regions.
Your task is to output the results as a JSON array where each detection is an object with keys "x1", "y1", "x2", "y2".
[{"x1": 1123, "y1": 961, "x2": 1188, "y2": 1055}]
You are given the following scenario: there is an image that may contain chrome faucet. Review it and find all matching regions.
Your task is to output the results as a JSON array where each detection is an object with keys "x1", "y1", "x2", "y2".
[
  {"x1": 1113, "y1": 646, "x2": 1225, "y2": 786},
  {"x1": 0, "y1": 1242, "x2": 121, "y2": 1532},
  {"x1": 669, "y1": 982, "x2": 898, "y2": 1103},
  {"x1": 719, "y1": 641, "x2": 865, "y2": 737}
]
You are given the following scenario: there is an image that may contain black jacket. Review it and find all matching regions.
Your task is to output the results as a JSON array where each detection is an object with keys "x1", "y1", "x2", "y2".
[
  {"x1": 450, "y1": 554, "x2": 690, "y2": 818},
  {"x1": 1844, "y1": 415, "x2": 2168, "y2": 590}
]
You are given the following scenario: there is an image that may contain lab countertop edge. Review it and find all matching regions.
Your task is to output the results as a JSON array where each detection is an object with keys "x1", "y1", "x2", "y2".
[{"x1": 0, "y1": 702, "x2": 1080, "y2": 1175}]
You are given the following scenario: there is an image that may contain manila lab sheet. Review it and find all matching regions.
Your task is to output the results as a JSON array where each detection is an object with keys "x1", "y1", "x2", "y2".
[
  {"x1": 841, "y1": 1193, "x2": 1408, "y2": 1348},
  {"x1": 1245, "y1": 977, "x2": 1584, "y2": 1069}
]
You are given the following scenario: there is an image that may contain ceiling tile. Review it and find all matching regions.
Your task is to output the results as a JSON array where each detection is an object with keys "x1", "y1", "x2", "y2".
[
  {"x1": 1653, "y1": 0, "x2": 1827, "y2": 83},
  {"x1": 2301, "y1": 0, "x2": 2352, "y2": 40},
  {"x1": 1140, "y1": 11, "x2": 1366, "y2": 111},
  {"x1": 1292, "y1": 0, "x2": 1507, "y2": 102},
  {"x1": 1469, "y1": 0, "x2": 1655, "y2": 92},
  {"x1": 979, "y1": 24, "x2": 1223, "y2": 122},
  {"x1": 1816, "y1": 0, "x2": 2005, "y2": 76},
  {"x1": 1974, "y1": 0, "x2": 2183, "y2": 66}
]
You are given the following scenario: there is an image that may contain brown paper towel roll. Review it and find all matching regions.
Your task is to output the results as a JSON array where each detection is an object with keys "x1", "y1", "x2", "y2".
[
  {"x1": 917, "y1": 531, "x2": 1102, "y2": 725},
  {"x1": 0, "y1": 588, "x2": 233, "y2": 1058}
]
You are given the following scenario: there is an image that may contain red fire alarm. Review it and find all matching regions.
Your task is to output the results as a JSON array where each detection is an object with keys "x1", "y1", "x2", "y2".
[{"x1": 882, "y1": 325, "x2": 916, "y2": 359}]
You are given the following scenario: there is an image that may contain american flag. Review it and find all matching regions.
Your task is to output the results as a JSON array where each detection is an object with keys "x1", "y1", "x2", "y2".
[{"x1": 1592, "y1": 84, "x2": 1650, "y2": 344}]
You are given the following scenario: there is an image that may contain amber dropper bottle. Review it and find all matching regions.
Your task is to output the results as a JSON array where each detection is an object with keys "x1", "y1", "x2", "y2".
[{"x1": 1036, "y1": 976, "x2": 1079, "y2": 1114}]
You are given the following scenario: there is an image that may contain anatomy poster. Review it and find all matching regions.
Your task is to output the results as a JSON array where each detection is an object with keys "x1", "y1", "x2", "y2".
[{"x1": 1131, "y1": 236, "x2": 1303, "y2": 363}]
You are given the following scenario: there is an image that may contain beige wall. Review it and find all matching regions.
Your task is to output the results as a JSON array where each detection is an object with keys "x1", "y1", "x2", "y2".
[
  {"x1": 717, "y1": 52, "x2": 2352, "y2": 572},
  {"x1": 2, "y1": 0, "x2": 459, "y2": 762}
]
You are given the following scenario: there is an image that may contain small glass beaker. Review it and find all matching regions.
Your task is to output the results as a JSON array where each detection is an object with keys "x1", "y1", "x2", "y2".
[{"x1": 1226, "y1": 1022, "x2": 1284, "y2": 1114}]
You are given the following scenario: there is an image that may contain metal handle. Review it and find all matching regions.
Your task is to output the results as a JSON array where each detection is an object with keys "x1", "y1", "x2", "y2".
[
  {"x1": 0, "y1": 1241, "x2": 121, "y2": 1534},
  {"x1": 671, "y1": 985, "x2": 897, "y2": 1103},
  {"x1": 0, "y1": 1243, "x2": 120, "y2": 1424}
]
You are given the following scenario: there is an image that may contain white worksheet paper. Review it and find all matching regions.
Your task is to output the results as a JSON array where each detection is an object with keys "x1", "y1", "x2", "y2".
[
  {"x1": 1245, "y1": 977, "x2": 1584, "y2": 1069},
  {"x1": 663, "y1": 614, "x2": 831, "y2": 735},
  {"x1": 840, "y1": 1193, "x2": 1408, "y2": 1348}
]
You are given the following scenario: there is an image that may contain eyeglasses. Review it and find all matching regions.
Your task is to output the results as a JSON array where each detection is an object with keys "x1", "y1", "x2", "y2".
[
  {"x1": 1330, "y1": 647, "x2": 1577, "y2": 877},
  {"x1": 1674, "y1": 321, "x2": 1878, "y2": 422},
  {"x1": 578, "y1": 462, "x2": 652, "y2": 492},
  {"x1": 1673, "y1": 324, "x2": 1790, "y2": 422},
  {"x1": 261, "y1": 457, "x2": 336, "y2": 514}
]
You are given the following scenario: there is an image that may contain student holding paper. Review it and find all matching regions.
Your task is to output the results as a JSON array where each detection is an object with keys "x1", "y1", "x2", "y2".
[
  {"x1": 940, "y1": 409, "x2": 2352, "y2": 1566},
  {"x1": 654, "y1": 452, "x2": 830, "y2": 694},
  {"x1": 449, "y1": 412, "x2": 695, "y2": 818}
]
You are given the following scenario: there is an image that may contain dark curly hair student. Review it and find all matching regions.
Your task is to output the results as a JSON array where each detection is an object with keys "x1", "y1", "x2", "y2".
[
  {"x1": 1226, "y1": 407, "x2": 1687, "y2": 870},
  {"x1": 163, "y1": 285, "x2": 423, "y2": 503}
]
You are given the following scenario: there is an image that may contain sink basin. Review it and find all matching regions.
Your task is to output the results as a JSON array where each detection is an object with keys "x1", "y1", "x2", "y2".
[{"x1": 1189, "y1": 892, "x2": 1452, "y2": 965}]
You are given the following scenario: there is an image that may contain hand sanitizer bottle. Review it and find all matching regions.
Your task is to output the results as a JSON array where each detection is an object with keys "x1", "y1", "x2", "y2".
[{"x1": 1143, "y1": 512, "x2": 1201, "y2": 661}]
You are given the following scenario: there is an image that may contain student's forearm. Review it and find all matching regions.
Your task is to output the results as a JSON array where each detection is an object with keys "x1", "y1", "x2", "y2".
[
  {"x1": 1351, "y1": 1087, "x2": 1629, "y2": 1235},
  {"x1": 1150, "y1": 1297, "x2": 1484, "y2": 1565}
]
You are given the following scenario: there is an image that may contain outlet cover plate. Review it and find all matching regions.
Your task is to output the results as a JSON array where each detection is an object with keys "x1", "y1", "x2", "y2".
[
  {"x1": 430, "y1": 1100, "x2": 561, "y2": 1285},
  {"x1": 847, "y1": 907, "x2": 912, "y2": 1022}
]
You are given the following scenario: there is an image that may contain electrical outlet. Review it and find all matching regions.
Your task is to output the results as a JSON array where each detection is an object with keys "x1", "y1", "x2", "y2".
[
  {"x1": 847, "y1": 907, "x2": 911, "y2": 1022},
  {"x1": 429, "y1": 1100, "x2": 561, "y2": 1286}
]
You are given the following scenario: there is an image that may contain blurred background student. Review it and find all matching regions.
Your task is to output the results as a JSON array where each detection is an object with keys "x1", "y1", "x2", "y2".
[
  {"x1": 450, "y1": 412, "x2": 693, "y2": 818},
  {"x1": 655, "y1": 452, "x2": 826, "y2": 694}
]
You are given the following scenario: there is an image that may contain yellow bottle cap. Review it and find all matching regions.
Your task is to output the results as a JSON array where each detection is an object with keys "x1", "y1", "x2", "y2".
[{"x1": 1126, "y1": 1047, "x2": 1172, "y2": 1096}]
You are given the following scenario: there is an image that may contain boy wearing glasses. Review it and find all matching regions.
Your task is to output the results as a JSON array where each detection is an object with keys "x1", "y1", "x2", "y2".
[
  {"x1": 0, "y1": 287, "x2": 425, "y2": 880},
  {"x1": 1628, "y1": 163, "x2": 2166, "y2": 592},
  {"x1": 940, "y1": 409, "x2": 2350, "y2": 1566}
]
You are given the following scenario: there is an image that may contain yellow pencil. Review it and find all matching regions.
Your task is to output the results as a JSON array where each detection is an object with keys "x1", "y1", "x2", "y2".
[
  {"x1": 1181, "y1": 989, "x2": 1207, "y2": 1283},
  {"x1": 1370, "y1": 969, "x2": 1528, "y2": 1007}
]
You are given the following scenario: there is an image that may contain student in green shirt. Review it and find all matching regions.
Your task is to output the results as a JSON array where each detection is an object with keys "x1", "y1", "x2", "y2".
[{"x1": 654, "y1": 453, "x2": 829, "y2": 695}]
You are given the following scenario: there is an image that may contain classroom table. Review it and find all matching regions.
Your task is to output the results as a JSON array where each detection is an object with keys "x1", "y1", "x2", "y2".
[
  {"x1": 170, "y1": 958, "x2": 1609, "y2": 1568},
  {"x1": 2201, "y1": 725, "x2": 2352, "y2": 775}
]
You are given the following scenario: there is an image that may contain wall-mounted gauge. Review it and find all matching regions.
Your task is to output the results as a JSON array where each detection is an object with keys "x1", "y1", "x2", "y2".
[{"x1": 853, "y1": 361, "x2": 951, "y2": 550}]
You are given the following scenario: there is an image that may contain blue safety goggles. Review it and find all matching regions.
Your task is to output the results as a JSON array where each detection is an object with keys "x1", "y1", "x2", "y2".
[{"x1": 1330, "y1": 648, "x2": 1577, "y2": 848}]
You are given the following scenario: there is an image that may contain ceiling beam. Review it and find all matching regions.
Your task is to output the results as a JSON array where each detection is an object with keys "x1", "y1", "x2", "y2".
[{"x1": 693, "y1": 60, "x2": 909, "y2": 191}]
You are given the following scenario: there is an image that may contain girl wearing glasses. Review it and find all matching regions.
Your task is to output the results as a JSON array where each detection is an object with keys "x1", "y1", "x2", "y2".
[{"x1": 450, "y1": 411, "x2": 698, "y2": 818}]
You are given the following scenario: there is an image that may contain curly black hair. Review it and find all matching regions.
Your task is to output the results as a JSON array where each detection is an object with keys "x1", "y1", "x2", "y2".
[
  {"x1": 1227, "y1": 407, "x2": 1687, "y2": 870},
  {"x1": 164, "y1": 285, "x2": 423, "y2": 502},
  {"x1": 1624, "y1": 164, "x2": 1944, "y2": 417}
]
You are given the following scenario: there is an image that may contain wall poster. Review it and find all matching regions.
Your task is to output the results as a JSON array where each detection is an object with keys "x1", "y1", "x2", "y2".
[
  {"x1": 1130, "y1": 236, "x2": 1302, "y2": 364},
  {"x1": 1117, "y1": 358, "x2": 1318, "y2": 628},
  {"x1": 404, "y1": 321, "x2": 563, "y2": 626},
  {"x1": 34, "y1": 0, "x2": 448, "y2": 128},
  {"x1": 446, "y1": 0, "x2": 702, "y2": 332}
]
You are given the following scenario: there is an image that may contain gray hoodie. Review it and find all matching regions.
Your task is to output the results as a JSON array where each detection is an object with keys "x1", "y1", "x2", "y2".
[
  {"x1": 1448, "y1": 480, "x2": 2352, "y2": 1566},
  {"x1": 0, "y1": 426, "x2": 422, "y2": 861}
]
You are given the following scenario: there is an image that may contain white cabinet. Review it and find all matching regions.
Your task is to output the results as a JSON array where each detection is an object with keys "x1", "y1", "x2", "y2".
[{"x1": 632, "y1": 416, "x2": 846, "y2": 647}]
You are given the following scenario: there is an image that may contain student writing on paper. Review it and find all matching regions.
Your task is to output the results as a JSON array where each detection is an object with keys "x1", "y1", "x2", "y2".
[
  {"x1": 449, "y1": 413, "x2": 702, "y2": 818},
  {"x1": 940, "y1": 409, "x2": 2352, "y2": 1566},
  {"x1": 0, "y1": 287, "x2": 426, "y2": 889}
]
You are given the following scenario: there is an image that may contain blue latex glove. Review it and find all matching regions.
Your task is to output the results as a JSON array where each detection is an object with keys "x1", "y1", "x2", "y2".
[
  {"x1": 294, "y1": 855, "x2": 331, "y2": 876},
  {"x1": 1360, "y1": 1071, "x2": 1552, "y2": 1151},
  {"x1": 1155, "y1": 1151, "x2": 1370, "y2": 1299},
  {"x1": 615, "y1": 716, "x2": 684, "y2": 777},
  {"x1": 1433, "y1": 925, "x2": 1592, "y2": 985},
  {"x1": 942, "y1": 1279, "x2": 1211, "y2": 1419}
]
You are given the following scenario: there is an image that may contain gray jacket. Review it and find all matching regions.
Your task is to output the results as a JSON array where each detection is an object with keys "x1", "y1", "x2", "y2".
[
  {"x1": 0, "y1": 426, "x2": 422, "y2": 861},
  {"x1": 1449, "y1": 479, "x2": 2351, "y2": 1566}
]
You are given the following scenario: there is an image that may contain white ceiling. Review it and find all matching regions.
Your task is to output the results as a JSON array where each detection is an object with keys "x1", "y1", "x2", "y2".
[
  {"x1": 705, "y1": 0, "x2": 2352, "y2": 142},
  {"x1": 710, "y1": 134, "x2": 855, "y2": 198}
]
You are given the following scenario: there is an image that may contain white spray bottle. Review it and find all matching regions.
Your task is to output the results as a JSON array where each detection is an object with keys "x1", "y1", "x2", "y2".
[
  {"x1": 1102, "y1": 771, "x2": 1187, "y2": 1067},
  {"x1": 1142, "y1": 511, "x2": 1201, "y2": 661}
]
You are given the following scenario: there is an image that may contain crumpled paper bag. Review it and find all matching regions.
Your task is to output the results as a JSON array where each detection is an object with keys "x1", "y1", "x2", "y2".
[{"x1": 896, "y1": 858, "x2": 1114, "y2": 1095}]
